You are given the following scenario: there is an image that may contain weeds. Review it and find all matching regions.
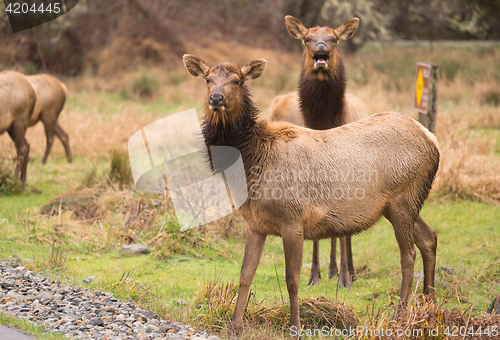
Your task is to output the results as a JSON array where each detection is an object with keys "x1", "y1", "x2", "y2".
[
  {"x1": 26, "y1": 241, "x2": 68, "y2": 273},
  {"x1": 132, "y1": 71, "x2": 159, "y2": 98},
  {"x1": 108, "y1": 148, "x2": 133, "y2": 187},
  {"x1": 0, "y1": 158, "x2": 24, "y2": 196},
  {"x1": 193, "y1": 276, "x2": 359, "y2": 335},
  {"x1": 101, "y1": 269, "x2": 154, "y2": 303},
  {"x1": 482, "y1": 90, "x2": 500, "y2": 107}
]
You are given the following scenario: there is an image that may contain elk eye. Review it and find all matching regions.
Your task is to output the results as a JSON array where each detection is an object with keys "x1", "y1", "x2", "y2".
[
  {"x1": 234, "y1": 79, "x2": 240, "y2": 85},
  {"x1": 205, "y1": 77, "x2": 210, "y2": 84},
  {"x1": 304, "y1": 37, "x2": 310, "y2": 43}
]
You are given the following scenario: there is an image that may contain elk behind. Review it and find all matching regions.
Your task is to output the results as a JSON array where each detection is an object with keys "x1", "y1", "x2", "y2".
[
  {"x1": 0, "y1": 71, "x2": 36, "y2": 184},
  {"x1": 269, "y1": 16, "x2": 371, "y2": 286},
  {"x1": 183, "y1": 54, "x2": 439, "y2": 332},
  {"x1": 26, "y1": 74, "x2": 72, "y2": 164}
]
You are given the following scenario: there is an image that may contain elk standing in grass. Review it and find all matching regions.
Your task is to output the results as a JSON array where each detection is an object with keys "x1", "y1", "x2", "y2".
[
  {"x1": 0, "y1": 71, "x2": 36, "y2": 184},
  {"x1": 26, "y1": 74, "x2": 72, "y2": 164},
  {"x1": 183, "y1": 54, "x2": 439, "y2": 332},
  {"x1": 269, "y1": 16, "x2": 371, "y2": 286}
]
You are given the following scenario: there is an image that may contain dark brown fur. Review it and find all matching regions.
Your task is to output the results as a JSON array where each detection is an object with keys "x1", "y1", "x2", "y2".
[{"x1": 299, "y1": 53, "x2": 346, "y2": 129}]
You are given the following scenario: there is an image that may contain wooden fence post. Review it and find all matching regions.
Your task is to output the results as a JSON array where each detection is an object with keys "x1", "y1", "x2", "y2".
[{"x1": 418, "y1": 65, "x2": 439, "y2": 134}]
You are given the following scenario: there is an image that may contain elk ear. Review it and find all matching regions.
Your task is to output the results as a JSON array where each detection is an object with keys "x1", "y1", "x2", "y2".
[
  {"x1": 285, "y1": 15, "x2": 308, "y2": 40},
  {"x1": 183, "y1": 54, "x2": 210, "y2": 78},
  {"x1": 334, "y1": 18, "x2": 359, "y2": 41},
  {"x1": 241, "y1": 59, "x2": 267, "y2": 81}
]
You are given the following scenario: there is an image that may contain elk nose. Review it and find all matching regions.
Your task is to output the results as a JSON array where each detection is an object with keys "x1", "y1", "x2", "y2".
[
  {"x1": 210, "y1": 93, "x2": 224, "y2": 105},
  {"x1": 316, "y1": 43, "x2": 327, "y2": 51}
]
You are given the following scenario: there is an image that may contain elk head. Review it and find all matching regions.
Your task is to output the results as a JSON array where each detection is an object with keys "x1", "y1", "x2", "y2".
[
  {"x1": 183, "y1": 54, "x2": 267, "y2": 125},
  {"x1": 285, "y1": 16, "x2": 359, "y2": 73}
]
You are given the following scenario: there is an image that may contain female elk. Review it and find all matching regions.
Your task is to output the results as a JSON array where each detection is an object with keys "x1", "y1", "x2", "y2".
[
  {"x1": 183, "y1": 54, "x2": 438, "y2": 332},
  {"x1": 269, "y1": 16, "x2": 371, "y2": 286},
  {"x1": 26, "y1": 74, "x2": 72, "y2": 164},
  {"x1": 0, "y1": 71, "x2": 36, "y2": 184}
]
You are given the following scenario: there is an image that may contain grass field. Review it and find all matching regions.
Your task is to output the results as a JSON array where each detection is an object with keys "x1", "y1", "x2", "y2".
[{"x1": 1, "y1": 42, "x2": 500, "y2": 339}]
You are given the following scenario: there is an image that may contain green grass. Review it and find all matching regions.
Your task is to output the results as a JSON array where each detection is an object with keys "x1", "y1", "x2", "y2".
[
  {"x1": 1, "y1": 133, "x2": 499, "y2": 339},
  {"x1": 1, "y1": 44, "x2": 500, "y2": 338},
  {"x1": 1, "y1": 185, "x2": 499, "y2": 315},
  {"x1": 0, "y1": 312, "x2": 67, "y2": 340}
]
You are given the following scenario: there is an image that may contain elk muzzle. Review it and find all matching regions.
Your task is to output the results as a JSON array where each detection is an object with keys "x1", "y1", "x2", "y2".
[
  {"x1": 209, "y1": 92, "x2": 226, "y2": 112},
  {"x1": 312, "y1": 43, "x2": 330, "y2": 69}
]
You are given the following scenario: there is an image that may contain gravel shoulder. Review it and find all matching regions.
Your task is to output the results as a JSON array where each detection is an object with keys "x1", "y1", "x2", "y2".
[{"x1": 0, "y1": 261, "x2": 225, "y2": 340}]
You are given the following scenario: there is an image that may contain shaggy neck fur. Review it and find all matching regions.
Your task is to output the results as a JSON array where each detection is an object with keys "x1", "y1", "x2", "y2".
[
  {"x1": 202, "y1": 85, "x2": 262, "y2": 174},
  {"x1": 298, "y1": 51, "x2": 347, "y2": 130}
]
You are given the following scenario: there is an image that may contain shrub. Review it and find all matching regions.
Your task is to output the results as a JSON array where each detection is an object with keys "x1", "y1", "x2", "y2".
[
  {"x1": 132, "y1": 71, "x2": 159, "y2": 98},
  {"x1": 482, "y1": 90, "x2": 500, "y2": 107},
  {"x1": 108, "y1": 149, "x2": 133, "y2": 187},
  {"x1": 0, "y1": 158, "x2": 24, "y2": 195}
]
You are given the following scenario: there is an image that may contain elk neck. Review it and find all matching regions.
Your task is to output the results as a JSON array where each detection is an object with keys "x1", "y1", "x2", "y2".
[
  {"x1": 298, "y1": 51, "x2": 347, "y2": 130},
  {"x1": 202, "y1": 85, "x2": 262, "y2": 172}
]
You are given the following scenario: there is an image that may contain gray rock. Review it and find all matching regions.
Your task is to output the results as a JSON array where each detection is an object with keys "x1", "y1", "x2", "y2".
[
  {"x1": 82, "y1": 276, "x2": 95, "y2": 283},
  {"x1": 52, "y1": 294, "x2": 64, "y2": 301},
  {"x1": 119, "y1": 244, "x2": 151, "y2": 255},
  {"x1": 174, "y1": 299, "x2": 187, "y2": 305},
  {"x1": 88, "y1": 317, "x2": 104, "y2": 326},
  {"x1": 438, "y1": 266, "x2": 456, "y2": 275},
  {"x1": 0, "y1": 261, "x2": 226, "y2": 340}
]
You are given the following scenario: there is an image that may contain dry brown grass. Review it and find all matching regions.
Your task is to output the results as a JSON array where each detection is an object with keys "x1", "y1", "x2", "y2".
[
  {"x1": 343, "y1": 47, "x2": 500, "y2": 205},
  {"x1": 192, "y1": 278, "x2": 500, "y2": 339},
  {"x1": 1, "y1": 41, "x2": 499, "y2": 204},
  {"x1": 193, "y1": 277, "x2": 359, "y2": 339}
]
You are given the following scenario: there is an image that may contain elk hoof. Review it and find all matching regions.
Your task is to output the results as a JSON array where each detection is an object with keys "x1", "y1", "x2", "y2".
[
  {"x1": 229, "y1": 320, "x2": 243, "y2": 333},
  {"x1": 339, "y1": 274, "x2": 352, "y2": 287},
  {"x1": 307, "y1": 277, "x2": 320, "y2": 286},
  {"x1": 328, "y1": 268, "x2": 338, "y2": 279}
]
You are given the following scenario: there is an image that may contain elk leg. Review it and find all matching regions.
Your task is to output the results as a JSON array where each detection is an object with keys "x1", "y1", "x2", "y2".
[
  {"x1": 345, "y1": 235, "x2": 357, "y2": 282},
  {"x1": 385, "y1": 204, "x2": 417, "y2": 306},
  {"x1": 41, "y1": 119, "x2": 55, "y2": 165},
  {"x1": 282, "y1": 226, "x2": 304, "y2": 330},
  {"x1": 413, "y1": 215, "x2": 437, "y2": 298},
  {"x1": 339, "y1": 236, "x2": 351, "y2": 287},
  {"x1": 328, "y1": 237, "x2": 338, "y2": 279},
  {"x1": 54, "y1": 123, "x2": 72, "y2": 163},
  {"x1": 231, "y1": 225, "x2": 266, "y2": 331},
  {"x1": 308, "y1": 239, "x2": 321, "y2": 285},
  {"x1": 8, "y1": 121, "x2": 30, "y2": 185}
]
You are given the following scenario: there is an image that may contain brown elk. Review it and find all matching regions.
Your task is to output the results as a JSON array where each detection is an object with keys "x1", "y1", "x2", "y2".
[
  {"x1": 0, "y1": 71, "x2": 36, "y2": 184},
  {"x1": 269, "y1": 16, "x2": 371, "y2": 286},
  {"x1": 26, "y1": 74, "x2": 72, "y2": 164},
  {"x1": 183, "y1": 54, "x2": 439, "y2": 332}
]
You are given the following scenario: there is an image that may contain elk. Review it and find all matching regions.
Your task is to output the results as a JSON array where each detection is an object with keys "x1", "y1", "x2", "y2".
[
  {"x1": 183, "y1": 54, "x2": 439, "y2": 332},
  {"x1": 0, "y1": 70, "x2": 36, "y2": 184},
  {"x1": 269, "y1": 16, "x2": 371, "y2": 286},
  {"x1": 26, "y1": 74, "x2": 72, "y2": 164}
]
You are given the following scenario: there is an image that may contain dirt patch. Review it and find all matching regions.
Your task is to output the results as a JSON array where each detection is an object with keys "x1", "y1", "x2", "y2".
[{"x1": 40, "y1": 188, "x2": 101, "y2": 220}]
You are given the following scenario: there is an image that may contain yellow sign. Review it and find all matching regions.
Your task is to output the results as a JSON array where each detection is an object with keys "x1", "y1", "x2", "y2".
[
  {"x1": 414, "y1": 63, "x2": 431, "y2": 114},
  {"x1": 416, "y1": 69, "x2": 424, "y2": 107}
]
